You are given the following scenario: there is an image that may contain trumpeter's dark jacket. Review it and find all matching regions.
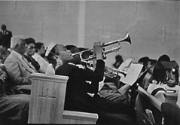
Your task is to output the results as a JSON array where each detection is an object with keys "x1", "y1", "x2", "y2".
[{"x1": 55, "y1": 60, "x2": 105, "y2": 112}]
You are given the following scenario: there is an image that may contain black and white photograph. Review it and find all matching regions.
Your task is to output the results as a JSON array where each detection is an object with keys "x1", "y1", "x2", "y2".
[{"x1": 0, "y1": 0, "x2": 180, "y2": 125}]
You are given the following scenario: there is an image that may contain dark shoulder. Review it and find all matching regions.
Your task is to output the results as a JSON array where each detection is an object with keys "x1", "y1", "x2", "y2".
[
  {"x1": 6, "y1": 30, "x2": 12, "y2": 36},
  {"x1": 7, "y1": 30, "x2": 12, "y2": 33},
  {"x1": 161, "y1": 103, "x2": 180, "y2": 123},
  {"x1": 55, "y1": 63, "x2": 75, "y2": 76}
]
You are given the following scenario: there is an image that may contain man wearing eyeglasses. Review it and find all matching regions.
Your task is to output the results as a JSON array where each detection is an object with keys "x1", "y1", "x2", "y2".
[
  {"x1": 4, "y1": 36, "x2": 37, "y2": 94},
  {"x1": 24, "y1": 38, "x2": 40, "y2": 72}
]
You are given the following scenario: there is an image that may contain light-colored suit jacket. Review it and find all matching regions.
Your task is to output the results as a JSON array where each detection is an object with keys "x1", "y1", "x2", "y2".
[{"x1": 4, "y1": 50, "x2": 36, "y2": 85}]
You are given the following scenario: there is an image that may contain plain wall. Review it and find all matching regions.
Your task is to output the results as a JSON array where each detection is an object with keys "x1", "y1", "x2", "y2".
[{"x1": 0, "y1": 1, "x2": 180, "y2": 66}]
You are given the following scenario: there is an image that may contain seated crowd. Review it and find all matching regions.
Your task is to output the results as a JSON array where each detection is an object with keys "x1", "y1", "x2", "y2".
[{"x1": 0, "y1": 33, "x2": 179, "y2": 125}]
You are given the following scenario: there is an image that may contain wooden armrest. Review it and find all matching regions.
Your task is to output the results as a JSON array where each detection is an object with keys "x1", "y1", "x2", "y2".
[
  {"x1": 63, "y1": 110, "x2": 98, "y2": 122},
  {"x1": 29, "y1": 73, "x2": 68, "y2": 81}
]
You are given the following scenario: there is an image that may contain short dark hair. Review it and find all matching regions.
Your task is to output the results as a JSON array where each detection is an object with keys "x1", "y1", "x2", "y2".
[
  {"x1": 65, "y1": 45, "x2": 76, "y2": 50},
  {"x1": 25, "y1": 38, "x2": 36, "y2": 45},
  {"x1": 138, "y1": 56, "x2": 149, "y2": 65},
  {"x1": 35, "y1": 42, "x2": 44, "y2": 52},
  {"x1": 115, "y1": 54, "x2": 123, "y2": 62},
  {"x1": 149, "y1": 59, "x2": 157, "y2": 65},
  {"x1": 161, "y1": 60, "x2": 179, "y2": 85},
  {"x1": 158, "y1": 54, "x2": 170, "y2": 62},
  {"x1": 65, "y1": 45, "x2": 79, "y2": 53},
  {"x1": 138, "y1": 56, "x2": 150, "y2": 71},
  {"x1": 1, "y1": 24, "x2": 6, "y2": 30}
]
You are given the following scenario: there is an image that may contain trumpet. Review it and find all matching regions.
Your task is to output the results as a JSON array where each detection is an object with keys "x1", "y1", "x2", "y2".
[
  {"x1": 72, "y1": 33, "x2": 131, "y2": 62},
  {"x1": 85, "y1": 46, "x2": 121, "y2": 61},
  {"x1": 103, "y1": 33, "x2": 131, "y2": 47},
  {"x1": 104, "y1": 66, "x2": 127, "y2": 79}
]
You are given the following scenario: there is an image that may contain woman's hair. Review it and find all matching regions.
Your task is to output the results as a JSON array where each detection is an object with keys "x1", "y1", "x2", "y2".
[
  {"x1": 162, "y1": 60, "x2": 179, "y2": 86},
  {"x1": 152, "y1": 60, "x2": 179, "y2": 84},
  {"x1": 24, "y1": 38, "x2": 36, "y2": 45},
  {"x1": 65, "y1": 45, "x2": 79, "y2": 53},
  {"x1": 35, "y1": 42, "x2": 44, "y2": 52},
  {"x1": 171, "y1": 61, "x2": 179, "y2": 84},
  {"x1": 152, "y1": 62, "x2": 166, "y2": 83}
]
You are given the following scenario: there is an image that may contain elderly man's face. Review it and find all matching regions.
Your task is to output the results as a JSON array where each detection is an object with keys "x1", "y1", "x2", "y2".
[
  {"x1": 59, "y1": 51, "x2": 73, "y2": 62},
  {"x1": 54, "y1": 45, "x2": 73, "y2": 62},
  {"x1": 55, "y1": 45, "x2": 67, "y2": 55},
  {"x1": 18, "y1": 40, "x2": 27, "y2": 55}
]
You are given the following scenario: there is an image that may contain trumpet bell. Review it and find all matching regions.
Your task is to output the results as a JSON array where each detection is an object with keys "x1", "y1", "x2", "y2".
[
  {"x1": 72, "y1": 33, "x2": 131, "y2": 62},
  {"x1": 125, "y1": 34, "x2": 131, "y2": 44},
  {"x1": 103, "y1": 33, "x2": 131, "y2": 47}
]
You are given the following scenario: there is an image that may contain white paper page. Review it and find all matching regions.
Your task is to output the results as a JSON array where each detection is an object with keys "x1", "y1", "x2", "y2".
[
  {"x1": 118, "y1": 58, "x2": 133, "y2": 74},
  {"x1": 120, "y1": 63, "x2": 143, "y2": 86}
]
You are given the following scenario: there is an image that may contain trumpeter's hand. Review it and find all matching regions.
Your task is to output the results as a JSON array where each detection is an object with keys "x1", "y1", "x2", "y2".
[{"x1": 93, "y1": 42, "x2": 104, "y2": 60}]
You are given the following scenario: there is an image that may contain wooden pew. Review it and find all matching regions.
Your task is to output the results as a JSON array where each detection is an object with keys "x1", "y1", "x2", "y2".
[{"x1": 28, "y1": 73, "x2": 98, "y2": 124}]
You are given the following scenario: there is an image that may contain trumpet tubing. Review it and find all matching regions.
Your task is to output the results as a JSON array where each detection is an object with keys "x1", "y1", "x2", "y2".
[
  {"x1": 71, "y1": 49, "x2": 92, "y2": 57},
  {"x1": 84, "y1": 46, "x2": 121, "y2": 61},
  {"x1": 104, "y1": 46, "x2": 121, "y2": 55},
  {"x1": 72, "y1": 33, "x2": 131, "y2": 61}
]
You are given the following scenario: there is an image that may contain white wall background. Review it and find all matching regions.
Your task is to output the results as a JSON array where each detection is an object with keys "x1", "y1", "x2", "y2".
[{"x1": 0, "y1": 1, "x2": 180, "y2": 66}]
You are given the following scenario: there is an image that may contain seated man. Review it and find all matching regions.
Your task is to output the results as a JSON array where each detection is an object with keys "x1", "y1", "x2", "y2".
[
  {"x1": 4, "y1": 36, "x2": 37, "y2": 94},
  {"x1": 55, "y1": 43, "x2": 137, "y2": 125},
  {"x1": 24, "y1": 38, "x2": 40, "y2": 72},
  {"x1": 55, "y1": 42, "x2": 105, "y2": 113},
  {"x1": 0, "y1": 64, "x2": 29, "y2": 125}
]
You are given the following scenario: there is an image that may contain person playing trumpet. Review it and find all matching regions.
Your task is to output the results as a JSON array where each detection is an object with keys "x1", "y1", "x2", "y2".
[
  {"x1": 55, "y1": 42, "x2": 138, "y2": 124},
  {"x1": 55, "y1": 42, "x2": 105, "y2": 112}
]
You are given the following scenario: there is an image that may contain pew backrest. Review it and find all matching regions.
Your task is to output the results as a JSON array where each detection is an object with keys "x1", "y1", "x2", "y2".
[{"x1": 28, "y1": 73, "x2": 98, "y2": 124}]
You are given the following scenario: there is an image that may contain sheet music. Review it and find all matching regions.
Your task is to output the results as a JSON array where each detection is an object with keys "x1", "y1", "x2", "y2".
[
  {"x1": 120, "y1": 63, "x2": 143, "y2": 86},
  {"x1": 118, "y1": 58, "x2": 133, "y2": 73}
]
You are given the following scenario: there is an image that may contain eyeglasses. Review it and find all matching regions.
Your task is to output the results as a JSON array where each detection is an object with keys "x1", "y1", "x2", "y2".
[{"x1": 28, "y1": 46, "x2": 35, "y2": 49}]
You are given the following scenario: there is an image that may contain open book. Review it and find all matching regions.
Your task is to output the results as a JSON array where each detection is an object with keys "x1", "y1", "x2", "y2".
[{"x1": 120, "y1": 63, "x2": 143, "y2": 86}]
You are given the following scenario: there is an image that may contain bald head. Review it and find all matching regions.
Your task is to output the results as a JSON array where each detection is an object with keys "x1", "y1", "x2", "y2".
[
  {"x1": 54, "y1": 44, "x2": 67, "y2": 55},
  {"x1": 53, "y1": 44, "x2": 74, "y2": 63}
]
